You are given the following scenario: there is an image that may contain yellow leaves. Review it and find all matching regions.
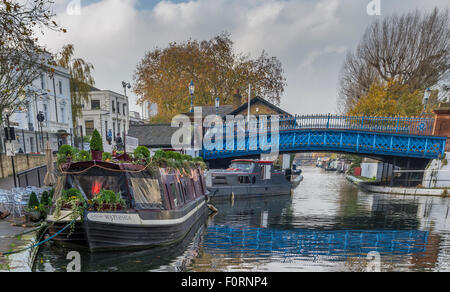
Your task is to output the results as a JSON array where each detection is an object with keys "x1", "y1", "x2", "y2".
[{"x1": 349, "y1": 80, "x2": 423, "y2": 117}]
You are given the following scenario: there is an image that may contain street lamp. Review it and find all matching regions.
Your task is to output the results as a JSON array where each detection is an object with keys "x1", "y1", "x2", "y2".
[
  {"x1": 423, "y1": 88, "x2": 431, "y2": 111},
  {"x1": 215, "y1": 97, "x2": 220, "y2": 115},
  {"x1": 189, "y1": 80, "x2": 195, "y2": 113},
  {"x1": 37, "y1": 111, "x2": 45, "y2": 150}
]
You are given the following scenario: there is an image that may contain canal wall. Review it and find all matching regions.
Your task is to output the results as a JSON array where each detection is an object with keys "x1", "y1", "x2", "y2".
[
  {"x1": 0, "y1": 221, "x2": 43, "y2": 272},
  {"x1": 0, "y1": 153, "x2": 49, "y2": 179},
  {"x1": 347, "y1": 175, "x2": 449, "y2": 197}
]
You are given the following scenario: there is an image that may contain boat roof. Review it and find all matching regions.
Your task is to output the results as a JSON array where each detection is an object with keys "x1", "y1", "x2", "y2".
[{"x1": 231, "y1": 159, "x2": 274, "y2": 165}]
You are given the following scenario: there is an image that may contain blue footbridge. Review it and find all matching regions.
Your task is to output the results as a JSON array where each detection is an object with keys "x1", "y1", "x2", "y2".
[{"x1": 202, "y1": 115, "x2": 447, "y2": 163}]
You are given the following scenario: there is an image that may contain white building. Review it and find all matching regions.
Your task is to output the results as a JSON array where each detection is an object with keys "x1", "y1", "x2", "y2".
[
  {"x1": 77, "y1": 87, "x2": 129, "y2": 150},
  {"x1": 8, "y1": 53, "x2": 73, "y2": 153}
]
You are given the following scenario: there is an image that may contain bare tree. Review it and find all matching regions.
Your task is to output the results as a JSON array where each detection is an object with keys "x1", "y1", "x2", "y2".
[
  {"x1": 338, "y1": 8, "x2": 450, "y2": 113},
  {"x1": 0, "y1": 0, "x2": 64, "y2": 122}
]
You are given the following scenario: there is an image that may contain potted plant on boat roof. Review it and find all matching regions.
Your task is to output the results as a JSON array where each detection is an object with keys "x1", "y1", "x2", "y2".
[
  {"x1": 90, "y1": 129, "x2": 104, "y2": 161},
  {"x1": 91, "y1": 189, "x2": 126, "y2": 212},
  {"x1": 57, "y1": 144, "x2": 74, "y2": 166}
]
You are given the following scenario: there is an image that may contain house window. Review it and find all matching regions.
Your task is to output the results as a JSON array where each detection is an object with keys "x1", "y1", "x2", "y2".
[
  {"x1": 105, "y1": 121, "x2": 108, "y2": 137},
  {"x1": 117, "y1": 102, "x2": 120, "y2": 114},
  {"x1": 118, "y1": 122, "x2": 121, "y2": 135},
  {"x1": 113, "y1": 122, "x2": 116, "y2": 137},
  {"x1": 40, "y1": 73, "x2": 46, "y2": 89},
  {"x1": 85, "y1": 120, "x2": 94, "y2": 136},
  {"x1": 112, "y1": 101, "x2": 115, "y2": 112},
  {"x1": 123, "y1": 104, "x2": 126, "y2": 116},
  {"x1": 91, "y1": 100, "x2": 100, "y2": 110},
  {"x1": 61, "y1": 107, "x2": 65, "y2": 123},
  {"x1": 43, "y1": 104, "x2": 48, "y2": 122},
  {"x1": 58, "y1": 80, "x2": 63, "y2": 95}
]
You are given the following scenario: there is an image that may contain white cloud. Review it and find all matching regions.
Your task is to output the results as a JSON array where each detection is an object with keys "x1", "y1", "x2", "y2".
[{"x1": 40, "y1": 0, "x2": 449, "y2": 116}]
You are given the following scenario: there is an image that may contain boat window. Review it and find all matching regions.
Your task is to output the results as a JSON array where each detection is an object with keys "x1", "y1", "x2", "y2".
[
  {"x1": 262, "y1": 165, "x2": 272, "y2": 180},
  {"x1": 230, "y1": 162, "x2": 253, "y2": 172},
  {"x1": 212, "y1": 176, "x2": 227, "y2": 185},
  {"x1": 170, "y1": 183, "x2": 183, "y2": 207},
  {"x1": 66, "y1": 171, "x2": 128, "y2": 203},
  {"x1": 130, "y1": 177, "x2": 163, "y2": 210},
  {"x1": 238, "y1": 176, "x2": 251, "y2": 184}
]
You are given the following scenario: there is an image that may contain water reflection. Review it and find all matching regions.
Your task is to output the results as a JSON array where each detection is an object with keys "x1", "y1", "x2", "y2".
[{"x1": 35, "y1": 167, "x2": 450, "y2": 272}]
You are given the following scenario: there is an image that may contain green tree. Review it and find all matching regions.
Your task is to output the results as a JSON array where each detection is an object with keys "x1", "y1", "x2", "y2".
[{"x1": 56, "y1": 44, "x2": 95, "y2": 128}]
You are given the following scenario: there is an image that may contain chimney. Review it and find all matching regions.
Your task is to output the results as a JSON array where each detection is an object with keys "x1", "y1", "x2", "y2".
[{"x1": 232, "y1": 89, "x2": 242, "y2": 109}]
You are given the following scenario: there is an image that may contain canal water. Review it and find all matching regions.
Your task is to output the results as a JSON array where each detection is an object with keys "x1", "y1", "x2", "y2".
[{"x1": 34, "y1": 166, "x2": 450, "y2": 272}]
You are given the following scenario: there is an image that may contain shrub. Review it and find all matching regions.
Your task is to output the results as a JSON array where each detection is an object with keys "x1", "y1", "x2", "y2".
[
  {"x1": 40, "y1": 191, "x2": 50, "y2": 206},
  {"x1": 76, "y1": 150, "x2": 92, "y2": 162},
  {"x1": 153, "y1": 149, "x2": 167, "y2": 159},
  {"x1": 102, "y1": 152, "x2": 113, "y2": 161},
  {"x1": 28, "y1": 192, "x2": 40, "y2": 210},
  {"x1": 90, "y1": 129, "x2": 103, "y2": 152},
  {"x1": 92, "y1": 190, "x2": 125, "y2": 207},
  {"x1": 62, "y1": 188, "x2": 84, "y2": 201},
  {"x1": 58, "y1": 145, "x2": 74, "y2": 157},
  {"x1": 134, "y1": 146, "x2": 150, "y2": 160}
]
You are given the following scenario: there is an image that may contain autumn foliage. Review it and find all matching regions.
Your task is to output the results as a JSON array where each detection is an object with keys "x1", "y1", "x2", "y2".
[
  {"x1": 133, "y1": 33, "x2": 286, "y2": 122},
  {"x1": 348, "y1": 80, "x2": 424, "y2": 117}
]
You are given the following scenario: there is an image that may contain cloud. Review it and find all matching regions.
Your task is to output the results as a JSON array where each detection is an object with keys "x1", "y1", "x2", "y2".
[{"x1": 40, "y1": 0, "x2": 449, "y2": 116}]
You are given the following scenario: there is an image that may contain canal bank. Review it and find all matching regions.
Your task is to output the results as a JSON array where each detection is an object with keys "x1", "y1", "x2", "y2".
[
  {"x1": 346, "y1": 175, "x2": 450, "y2": 197},
  {"x1": 0, "y1": 220, "x2": 43, "y2": 272}
]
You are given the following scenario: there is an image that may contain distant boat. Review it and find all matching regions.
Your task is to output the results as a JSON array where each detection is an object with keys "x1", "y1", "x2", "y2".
[{"x1": 206, "y1": 159, "x2": 295, "y2": 201}]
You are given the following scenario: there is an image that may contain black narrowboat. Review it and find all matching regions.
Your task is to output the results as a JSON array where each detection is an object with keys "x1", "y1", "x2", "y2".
[
  {"x1": 47, "y1": 161, "x2": 209, "y2": 252},
  {"x1": 206, "y1": 159, "x2": 294, "y2": 201}
]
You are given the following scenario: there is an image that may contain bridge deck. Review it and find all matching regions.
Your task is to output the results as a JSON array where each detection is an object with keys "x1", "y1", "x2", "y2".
[{"x1": 202, "y1": 115, "x2": 446, "y2": 160}]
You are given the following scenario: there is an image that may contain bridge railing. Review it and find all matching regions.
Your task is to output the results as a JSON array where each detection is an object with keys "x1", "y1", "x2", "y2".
[{"x1": 217, "y1": 115, "x2": 436, "y2": 136}]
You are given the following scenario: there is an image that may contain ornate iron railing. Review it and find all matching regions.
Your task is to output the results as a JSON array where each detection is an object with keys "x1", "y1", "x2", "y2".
[{"x1": 216, "y1": 115, "x2": 436, "y2": 136}]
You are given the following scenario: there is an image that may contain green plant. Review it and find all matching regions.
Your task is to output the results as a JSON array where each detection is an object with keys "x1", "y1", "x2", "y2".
[
  {"x1": 40, "y1": 191, "x2": 50, "y2": 206},
  {"x1": 134, "y1": 146, "x2": 150, "y2": 160},
  {"x1": 55, "y1": 188, "x2": 87, "y2": 235},
  {"x1": 92, "y1": 189, "x2": 125, "y2": 211},
  {"x1": 28, "y1": 192, "x2": 40, "y2": 211},
  {"x1": 75, "y1": 150, "x2": 91, "y2": 162},
  {"x1": 90, "y1": 129, "x2": 103, "y2": 152},
  {"x1": 58, "y1": 144, "x2": 74, "y2": 157},
  {"x1": 102, "y1": 152, "x2": 113, "y2": 161}
]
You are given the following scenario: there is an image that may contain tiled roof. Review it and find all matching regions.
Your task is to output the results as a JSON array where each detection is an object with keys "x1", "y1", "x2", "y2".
[{"x1": 128, "y1": 124, "x2": 180, "y2": 148}]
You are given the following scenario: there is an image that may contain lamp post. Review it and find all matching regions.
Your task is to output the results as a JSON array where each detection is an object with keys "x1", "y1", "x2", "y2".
[
  {"x1": 423, "y1": 88, "x2": 431, "y2": 112},
  {"x1": 189, "y1": 80, "x2": 195, "y2": 113},
  {"x1": 215, "y1": 97, "x2": 220, "y2": 116},
  {"x1": 37, "y1": 111, "x2": 45, "y2": 150}
]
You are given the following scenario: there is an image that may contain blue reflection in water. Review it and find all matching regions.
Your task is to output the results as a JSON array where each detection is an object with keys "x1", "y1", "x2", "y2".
[{"x1": 205, "y1": 225, "x2": 428, "y2": 260}]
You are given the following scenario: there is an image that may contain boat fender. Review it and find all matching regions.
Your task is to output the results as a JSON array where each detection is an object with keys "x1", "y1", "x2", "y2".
[{"x1": 208, "y1": 204, "x2": 218, "y2": 213}]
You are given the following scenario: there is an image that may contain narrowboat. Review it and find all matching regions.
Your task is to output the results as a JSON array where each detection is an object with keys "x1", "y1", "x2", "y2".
[
  {"x1": 206, "y1": 159, "x2": 293, "y2": 201},
  {"x1": 46, "y1": 160, "x2": 209, "y2": 252}
]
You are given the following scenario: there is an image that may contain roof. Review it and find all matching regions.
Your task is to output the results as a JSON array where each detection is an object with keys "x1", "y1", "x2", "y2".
[
  {"x1": 183, "y1": 105, "x2": 234, "y2": 118},
  {"x1": 228, "y1": 96, "x2": 292, "y2": 116},
  {"x1": 128, "y1": 124, "x2": 181, "y2": 148}
]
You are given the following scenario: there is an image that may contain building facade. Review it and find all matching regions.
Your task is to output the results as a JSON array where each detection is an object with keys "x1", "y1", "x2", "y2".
[
  {"x1": 7, "y1": 53, "x2": 73, "y2": 153},
  {"x1": 77, "y1": 88, "x2": 129, "y2": 150}
]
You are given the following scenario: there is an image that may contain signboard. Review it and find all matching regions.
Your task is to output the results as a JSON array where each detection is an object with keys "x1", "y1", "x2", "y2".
[
  {"x1": 125, "y1": 136, "x2": 139, "y2": 153},
  {"x1": 5, "y1": 141, "x2": 16, "y2": 157}
]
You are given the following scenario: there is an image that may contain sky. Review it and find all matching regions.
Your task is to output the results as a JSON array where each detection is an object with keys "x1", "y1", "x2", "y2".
[{"x1": 41, "y1": 0, "x2": 449, "y2": 116}]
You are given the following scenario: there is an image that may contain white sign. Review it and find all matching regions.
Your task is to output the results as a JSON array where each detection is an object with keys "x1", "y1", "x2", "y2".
[
  {"x1": 125, "y1": 136, "x2": 139, "y2": 153},
  {"x1": 5, "y1": 141, "x2": 16, "y2": 157}
]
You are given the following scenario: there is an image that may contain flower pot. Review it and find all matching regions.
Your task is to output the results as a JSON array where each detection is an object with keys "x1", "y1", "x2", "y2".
[
  {"x1": 91, "y1": 150, "x2": 103, "y2": 161},
  {"x1": 27, "y1": 211, "x2": 41, "y2": 222}
]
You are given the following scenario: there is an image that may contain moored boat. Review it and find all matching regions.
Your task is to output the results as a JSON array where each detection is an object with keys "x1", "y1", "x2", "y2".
[
  {"x1": 47, "y1": 157, "x2": 209, "y2": 252},
  {"x1": 206, "y1": 159, "x2": 293, "y2": 201}
]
